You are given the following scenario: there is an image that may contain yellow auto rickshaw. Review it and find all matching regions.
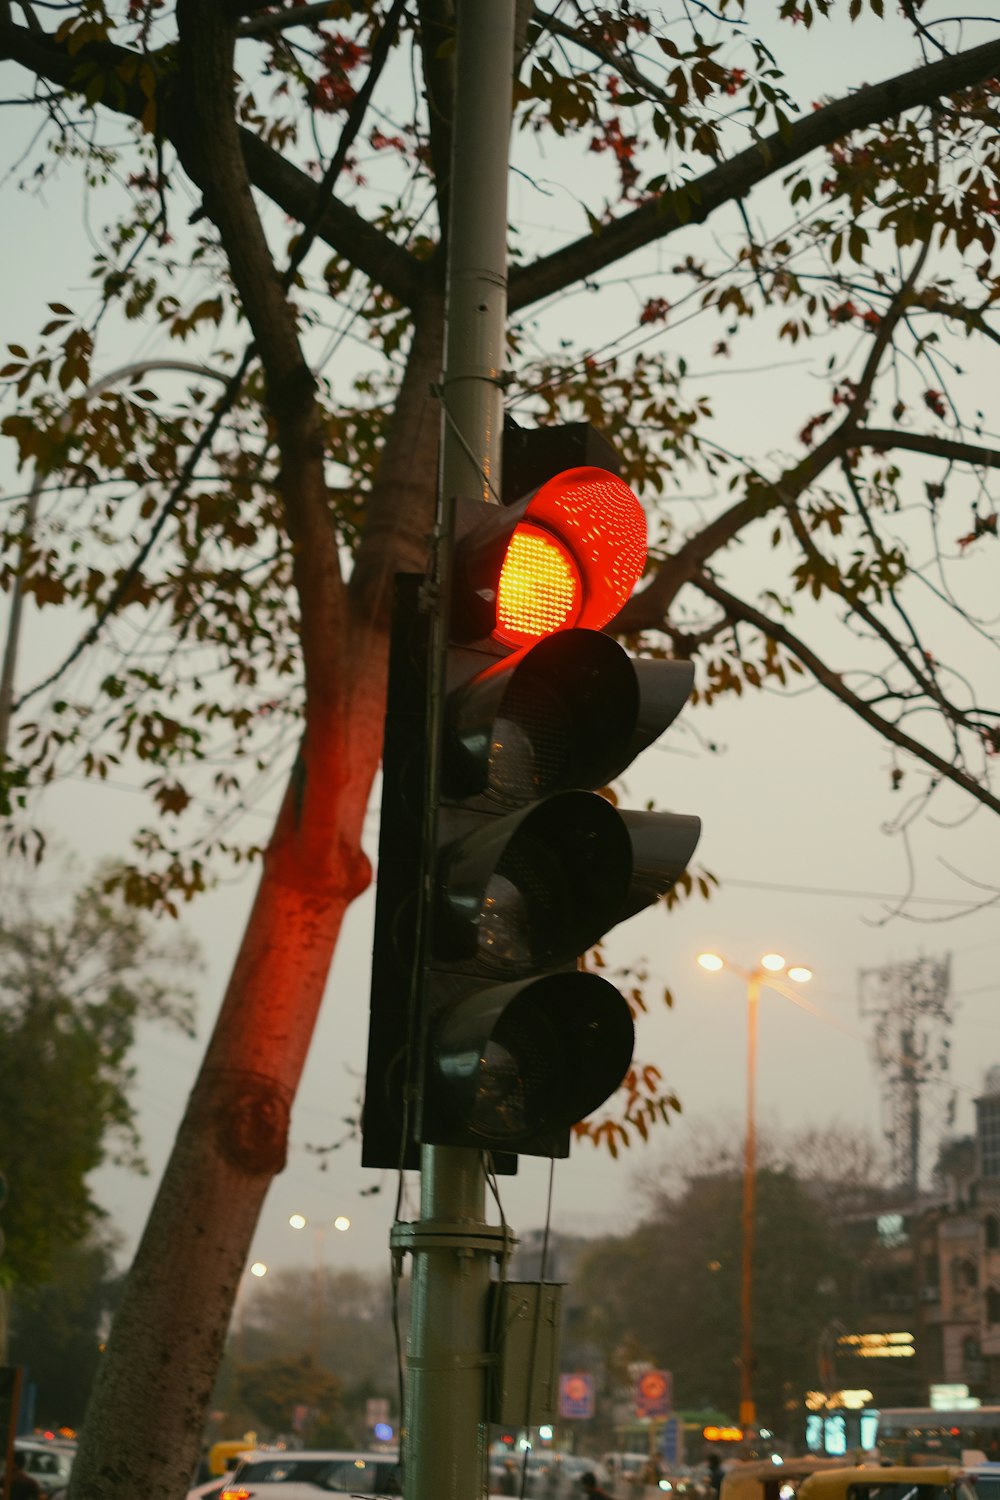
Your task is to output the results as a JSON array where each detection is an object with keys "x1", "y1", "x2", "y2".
[
  {"x1": 797, "y1": 1464, "x2": 976, "y2": 1500},
  {"x1": 207, "y1": 1438, "x2": 256, "y2": 1477},
  {"x1": 720, "y1": 1456, "x2": 852, "y2": 1500}
]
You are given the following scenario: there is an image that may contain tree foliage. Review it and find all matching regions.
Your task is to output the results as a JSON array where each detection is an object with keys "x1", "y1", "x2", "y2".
[
  {"x1": 1, "y1": 1, "x2": 998, "y2": 1492},
  {"x1": 575, "y1": 1123, "x2": 883, "y2": 1432},
  {"x1": 8, "y1": 1231, "x2": 121, "y2": 1428},
  {"x1": 214, "y1": 1266, "x2": 401, "y2": 1448},
  {"x1": 0, "y1": 862, "x2": 197, "y2": 1286},
  {"x1": 234, "y1": 1353, "x2": 347, "y2": 1447}
]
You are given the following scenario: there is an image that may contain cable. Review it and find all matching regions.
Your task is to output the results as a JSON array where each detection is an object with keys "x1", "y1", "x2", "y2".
[{"x1": 722, "y1": 876, "x2": 992, "y2": 908}]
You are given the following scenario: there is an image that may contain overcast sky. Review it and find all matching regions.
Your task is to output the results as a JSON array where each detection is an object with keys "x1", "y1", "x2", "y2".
[{"x1": 1, "y1": 2, "x2": 998, "y2": 1306}]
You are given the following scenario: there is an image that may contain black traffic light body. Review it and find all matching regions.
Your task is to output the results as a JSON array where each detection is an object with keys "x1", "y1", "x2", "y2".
[{"x1": 362, "y1": 434, "x2": 701, "y2": 1171}]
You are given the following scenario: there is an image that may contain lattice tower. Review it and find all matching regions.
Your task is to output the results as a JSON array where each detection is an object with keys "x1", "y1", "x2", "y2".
[{"x1": 858, "y1": 954, "x2": 955, "y2": 1195}]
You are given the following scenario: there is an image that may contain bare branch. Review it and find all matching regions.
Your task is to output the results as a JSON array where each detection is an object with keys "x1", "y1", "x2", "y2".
[
  {"x1": 238, "y1": 2, "x2": 366, "y2": 38},
  {"x1": 856, "y1": 428, "x2": 1000, "y2": 469},
  {"x1": 509, "y1": 36, "x2": 1000, "y2": 312},
  {"x1": 0, "y1": 11, "x2": 424, "y2": 307},
  {"x1": 691, "y1": 569, "x2": 1000, "y2": 817}
]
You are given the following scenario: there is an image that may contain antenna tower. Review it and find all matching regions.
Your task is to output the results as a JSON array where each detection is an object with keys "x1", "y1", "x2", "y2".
[{"x1": 858, "y1": 954, "x2": 955, "y2": 1195}]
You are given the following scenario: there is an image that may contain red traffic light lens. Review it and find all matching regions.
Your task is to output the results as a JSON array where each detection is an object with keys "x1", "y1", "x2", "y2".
[
  {"x1": 492, "y1": 467, "x2": 647, "y2": 645},
  {"x1": 496, "y1": 523, "x2": 584, "y2": 646}
]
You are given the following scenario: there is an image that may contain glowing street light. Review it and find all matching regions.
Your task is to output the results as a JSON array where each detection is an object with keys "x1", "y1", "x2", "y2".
[
  {"x1": 695, "y1": 950, "x2": 814, "y2": 1432},
  {"x1": 288, "y1": 1214, "x2": 353, "y2": 1363}
]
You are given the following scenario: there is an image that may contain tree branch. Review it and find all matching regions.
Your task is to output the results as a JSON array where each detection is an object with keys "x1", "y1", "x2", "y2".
[
  {"x1": 174, "y1": 0, "x2": 346, "y2": 732},
  {"x1": 691, "y1": 569, "x2": 1000, "y2": 817},
  {"x1": 237, "y1": 2, "x2": 367, "y2": 38},
  {"x1": 415, "y1": 0, "x2": 455, "y2": 238},
  {"x1": 237, "y1": 128, "x2": 425, "y2": 307},
  {"x1": 509, "y1": 36, "x2": 1000, "y2": 312},
  {"x1": 0, "y1": 12, "x2": 425, "y2": 308},
  {"x1": 856, "y1": 428, "x2": 1000, "y2": 469}
]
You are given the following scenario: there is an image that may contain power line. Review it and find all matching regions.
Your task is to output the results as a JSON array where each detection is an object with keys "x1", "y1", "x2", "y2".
[{"x1": 723, "y1": 875, "x2": 990, "y2": 908}]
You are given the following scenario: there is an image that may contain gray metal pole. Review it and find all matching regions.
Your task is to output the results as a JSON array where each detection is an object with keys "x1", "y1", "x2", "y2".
[
  {"x1": 438, "y1": 0, "x2": 514, "y2": 505},
  {"x1": 396, "y1": 4, "x2": 517, "y2": 1498}
]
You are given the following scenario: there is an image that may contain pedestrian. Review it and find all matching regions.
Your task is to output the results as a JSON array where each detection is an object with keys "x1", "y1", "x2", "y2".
[
  {"x1": 8, "y1": 1452, "x2": 42, "y2": 1500},
  {"x1": 707, "y1": 1454, "x2": 724, "y2": 1498},
  {"x1": 580, "y1": 1472, "x2": 614, "y2": 1500}
]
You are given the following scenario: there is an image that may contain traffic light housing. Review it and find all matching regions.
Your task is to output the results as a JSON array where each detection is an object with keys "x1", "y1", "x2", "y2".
[{"x1": 362, "y1": 433, "x2": 701, "y2": 1170}]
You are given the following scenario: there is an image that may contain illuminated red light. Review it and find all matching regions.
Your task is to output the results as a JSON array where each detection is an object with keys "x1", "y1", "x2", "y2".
[
  {"x1": 496, "y1": 524, "x2": 583, "y2": 645},
  {"x1": 493, "y1": 466, "x2": 647, "y2": 645}
]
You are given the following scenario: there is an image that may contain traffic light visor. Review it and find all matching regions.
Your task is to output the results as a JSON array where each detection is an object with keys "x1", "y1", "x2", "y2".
[
  {"x1": 452, "y1": 469, "x2": 648, "y2": 646},
  {"x1": 506, "y1": 466, "x2": 647, "y2": 640}
]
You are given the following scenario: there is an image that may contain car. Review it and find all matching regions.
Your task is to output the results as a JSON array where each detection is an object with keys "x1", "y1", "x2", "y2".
[
  {"x1": 187, "y1": 1480, "x2": 235, "y2": 1500},
  {"x1": 2, "y1": 1438, "x2": 76, "y2": 1499},
  {"x1": 187, "y1": 1450, "x2": 256, "y2": 1499},
  {"x1": 220, "y1": 1449, "x2": 402, "y2": 1498}
]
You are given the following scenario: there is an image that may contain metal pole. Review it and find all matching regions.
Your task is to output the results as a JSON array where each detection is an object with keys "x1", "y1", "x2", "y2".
[
  {"x1": 739, "y1": 973, "x2": 761, "y2": 1431},
  {"x1": 398, "y1": 4, "x2": 516, "y2": 1500},
  {"x1": 437, "y1": 0, "x2": 514, "y2": 505}
]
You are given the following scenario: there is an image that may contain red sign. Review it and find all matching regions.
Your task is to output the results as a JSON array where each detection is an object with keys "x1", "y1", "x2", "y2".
[
  {"x1": 635, "y1": 1368, "x2": 673, "y2": 1419},
  {"x1": 560, "y1": 1373, "x2": 595, "y2": 1419}
]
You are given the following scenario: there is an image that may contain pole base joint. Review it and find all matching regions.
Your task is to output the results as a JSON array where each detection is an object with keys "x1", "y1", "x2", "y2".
[{"x1": 389, "y1": 1217, "x2": 515, "y2": 1259}]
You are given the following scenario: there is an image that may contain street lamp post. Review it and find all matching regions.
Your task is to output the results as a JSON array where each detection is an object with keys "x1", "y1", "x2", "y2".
[
  {"x1": 235, "y1": 1260, "x2": 268, "y2": 1364},
  {"x1": 696, "y1": 951, "x2": 814, "y2": 1432},
  {"x1": 288, "y1": 1213, "x2": 351, "y2": 1364}
]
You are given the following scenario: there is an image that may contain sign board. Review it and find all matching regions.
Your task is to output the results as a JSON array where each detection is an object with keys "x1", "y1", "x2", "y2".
[
  {"x1": 366, "y1": 1397, "x2": 390, "y2": 1428},
  {"x1": 660, "y1": 1417, "x2": 681, "y2": 1465},
  {"x1": 635, "y1": 1368, "x2": 672, "y2": 1420},
  {"x1": 559, "y1": 1373, "x2": 595, "y2": 1420}
]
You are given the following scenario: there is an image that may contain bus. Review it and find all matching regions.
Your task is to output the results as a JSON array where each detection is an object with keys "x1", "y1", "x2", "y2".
[{"x1": 877, "y1": 1409, "x2": 1000, "y2": 1466}]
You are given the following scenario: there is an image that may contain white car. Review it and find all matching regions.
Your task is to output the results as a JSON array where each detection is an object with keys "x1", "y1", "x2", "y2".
[
  {"x1": 3, "y1": 1439, "x2": 76, "y2": 1498},
  {"x1": 220, "y1": 1449, "x2": 402, "y2": 1497}
]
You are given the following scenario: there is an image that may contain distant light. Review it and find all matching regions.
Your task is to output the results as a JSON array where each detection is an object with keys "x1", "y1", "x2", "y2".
[
  {"x1": 539, "y1": 1425, "x2": 554, "y2": 1441},
  {"x1": 779, "y1": 1486, "x2": 795, "y2": 1500},
  {"x1": 659, "y1": 1483, "x2": 673, "y2": 1492},
  {"x1": 249, "y1": 1261, "x2": 268, "y2": 1277},
  {"x1": 769, "y1": 1452, "x2": 782, "y2": 1463},
  {"x1": 697, "y1": 952, "x2": 724, "y2": 972},
  {"x1": 760, "y1": 953, "x2": 785, "y2": 972},
  {"x1": 334, "y1": 1215, "x2": 351, "y2": 1232},
  {"x1": 374, "y1": 1423, "x2": 394, "y2": 1442},
  {"x1": 289, "y1": 1214, "x2": 307, "y2": 1229},
  {"x1": 788, "y1": 965, "x2": 813, "y2": 984}
]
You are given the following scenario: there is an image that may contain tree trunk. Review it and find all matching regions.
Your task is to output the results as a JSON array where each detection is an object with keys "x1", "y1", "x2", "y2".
[{"x1": 67, "y1": 299, "x2": 445, "y2": 1500}]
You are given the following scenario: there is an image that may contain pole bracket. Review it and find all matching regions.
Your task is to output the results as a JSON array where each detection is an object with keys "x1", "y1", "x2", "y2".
[{"x1": 389, "y1": 1217, "x2": 516, "y2": 1259}]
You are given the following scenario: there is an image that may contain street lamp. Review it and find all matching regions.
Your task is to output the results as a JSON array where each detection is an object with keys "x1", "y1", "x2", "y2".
[
  {"x1": 288, "y1": 1213, "x2": 352, "y2": 1363},
  {"x1": 235, "y1": 1260, "x2": 268, "y2": 1362},
  {"x1": 695, "y1": 950, "x2": 814, "y2": 1432}
]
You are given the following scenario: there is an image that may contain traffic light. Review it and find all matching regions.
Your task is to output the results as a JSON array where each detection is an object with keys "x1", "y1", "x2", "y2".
[{"x1": 361, "y1": 434, "x2": 700, "y2": 1170}]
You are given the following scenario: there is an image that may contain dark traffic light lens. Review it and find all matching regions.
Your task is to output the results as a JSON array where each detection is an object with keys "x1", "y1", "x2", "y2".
[
  {"x1": 436, "y1": 790, "x2": 632, "y2": 975},
  {"x1": 446, "y1": 630, "x2": 638, "y2": 806},
  {"x1": 434, "y1": 972, "x2": 635, "y2": 1148}
]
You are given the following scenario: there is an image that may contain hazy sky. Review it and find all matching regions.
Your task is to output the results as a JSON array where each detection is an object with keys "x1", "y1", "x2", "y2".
[{"x1": 1, "y1": 2, "x2": 998, "y2": 1311}]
